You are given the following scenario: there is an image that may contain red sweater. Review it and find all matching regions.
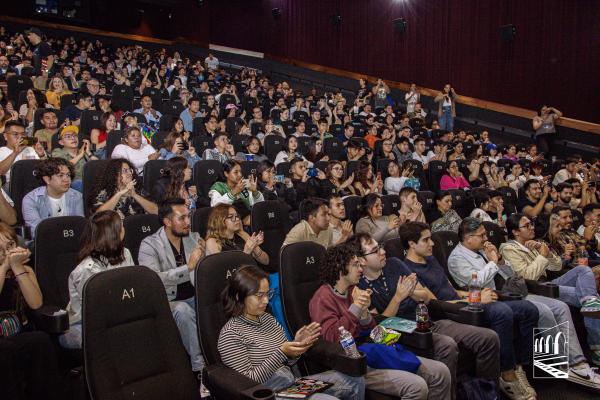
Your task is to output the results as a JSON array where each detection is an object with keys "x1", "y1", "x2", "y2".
[{"x1": 309, "y1": 284, "x2": 376, "y2": 343}]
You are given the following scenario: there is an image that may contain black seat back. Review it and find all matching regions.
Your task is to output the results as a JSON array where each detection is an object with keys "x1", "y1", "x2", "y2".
[
  {"x1": 482, "y1": 222, "x2": 507, "y2": 249},
  {"x1": 251, "y1": 200, "x2": 289, "y2": 273},
  {"x1": 497, "y1": 186, "x2": 518, "y2": 215},
  {"x1": 431, "y1": 230, "x2": 460, "y2": 286},
  {"x1": 343, "y1": 196, "x2": 363, "y2": 226},
  {"x1": 123, "y1": 214, "x2": 162, "y2": 264},
  {"x1": 323, "y1": 137, "x2": 343, "y2": 161},
  {"x1": 276, "y1": 162, "x2": 291, "y2": 177},
  {"x1": 142, "y1": 160, "x2": 168, "y2": 195},
  {"x1": 279, "y1": 242, "x2": 327, "y2": 333},
  {"x1": 264, "y1": 135, "x2": 284, "y2": 161},
  {"x1": 417, "y1": 190, "x2": 436, "y2": 213},
  {"x1": 381, "y1": 194, "x2": 400, "y2": 216},
  {"x1": 162, "y1": 101, "x2": 185, "y2": 116},
  {"x1": 191, "y1": 135, "x2": 214, "y2": 154},
  {"x1": 106, "y1": 130, "x2": 124, "y2": 159},
  {"x1": 193, "y1": 160, "x2": 222, "y2": 206},
  {"x1": 9, "y1": 160, "x2": 43, "y2": 224},
  {"x1": 428, "y1": 160, "x2": 446, "y2": 193},
  {"x1": 191, "y1": 207, "x2": 212, "y2": 238},
  {"x1": 194, "y1": 251, "x2": 257, "y2": 365},
  {"x1": 79, "y1": 110, "x2": 104, "y2": 139},
  {"x1": 83, "y1": 160, "x2": 109, "y2": 217},
  {"x1": 383, "y1": 237, "x2": 407, "y2": 260},
  {"x1": 7, "y1": 75, "x2": 33, "y2": 102},
  {"x1": 35, "y1": 216, "x2": 87, "y2": 308},
  {"x1": 111, "y1": 84, "x2": 134, "y2": 112},
  {"x1": 83, "y1": 267, "x2": 196, "y2": 400},
  {"x1": 240, "y1": 160, "x2": 259, "y2": 177}
]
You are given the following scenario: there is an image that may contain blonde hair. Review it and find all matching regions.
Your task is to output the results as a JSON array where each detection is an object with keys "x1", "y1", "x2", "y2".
[{"x1": 206, "y1": 204, "x2": 235, "y2": 245}]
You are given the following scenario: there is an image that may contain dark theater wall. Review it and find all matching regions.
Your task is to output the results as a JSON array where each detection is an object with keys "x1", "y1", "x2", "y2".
[{"x1": 204, "y1": 0, "x2": 599, "y2": 123}]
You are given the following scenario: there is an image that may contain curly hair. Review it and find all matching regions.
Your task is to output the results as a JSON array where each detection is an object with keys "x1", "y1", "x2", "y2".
[
  {"x1": 88, "y1": 158, "x2": 139, "y2": 209},
  {"x1": 34, "y1": 157, "x2": 75, "y2": 184},
  {"x1": 321, "y1": 243, "x2": 360, "y2": 286}
]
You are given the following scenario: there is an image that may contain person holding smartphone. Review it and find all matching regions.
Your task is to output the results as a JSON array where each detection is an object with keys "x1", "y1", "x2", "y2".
[{"x1": 51, "y1": 125, "x2": 98, "y2": 192}]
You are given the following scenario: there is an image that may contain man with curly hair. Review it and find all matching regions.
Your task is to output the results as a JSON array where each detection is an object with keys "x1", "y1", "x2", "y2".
[
  {"x1": 309, "y1": 242, "x2": 451, "y2": 399},
  {"x1": 22, "y1": 157, "x2": 84, "y2": 235}
]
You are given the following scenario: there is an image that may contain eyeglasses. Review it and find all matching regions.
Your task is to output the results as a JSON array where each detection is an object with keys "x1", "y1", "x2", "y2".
[
  {"x1": 253, "y1": 289, "x2": 275, "y2": 300},
  {"x1": 362, "y1": 245, "x2": 381, "y2": 257},
  {"x1": 519, "y1": 222, "x2": 534, "y2": 229},
  {"x1": 226, "y1": 214, "x2": 240, "y2": 221},
  {"x1": 62, "y1": 134, "x2": 77, "y2": 140}
]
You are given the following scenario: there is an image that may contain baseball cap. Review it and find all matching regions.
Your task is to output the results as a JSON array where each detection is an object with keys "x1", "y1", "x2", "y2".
[
  {"x1": 25, "y1": 27, "x2": 43, "y2": 37},
  {"x1": 59, "y1": 125, "x2": 79, "y2": 138}
]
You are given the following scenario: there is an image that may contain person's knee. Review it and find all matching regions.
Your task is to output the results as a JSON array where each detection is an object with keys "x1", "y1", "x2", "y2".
[
  {"x1": 435, "y1": 334, "x2": 459, "y2": 362},
  {"x1": 406, "y1": 376, "x2": 429, "y2": 400},
  {"x1": 487, "y1": 301, "x2": 513, "y2": 323},
  {"x1": 171, "y1": 301, "x2": 196, "y2": 321},
  {"x1": 536, "y1": 302, "x2": 557, "y2": 326}
]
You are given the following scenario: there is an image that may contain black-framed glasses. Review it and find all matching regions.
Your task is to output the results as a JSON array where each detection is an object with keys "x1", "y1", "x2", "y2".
[
  {"x1": 253, "y1": 289, "x2": 275, "y2": 300},
  {"x1": 362, "y1": 245, "x2": 381, "y2": 257},
  {"x1": 519, "y1": 222, "x2": 534, "y2": 229}
]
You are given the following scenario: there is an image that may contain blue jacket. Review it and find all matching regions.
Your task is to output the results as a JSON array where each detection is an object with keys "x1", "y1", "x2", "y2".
[{"x1": 22, "y1": 186, "x2": 84, "y2": 236}]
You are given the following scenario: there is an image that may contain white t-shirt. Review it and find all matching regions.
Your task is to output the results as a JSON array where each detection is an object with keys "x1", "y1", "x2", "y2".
[
  {"x1": 412, "y1": 152, "x2": 430, "y2": 165},
  {"x1": 48, "y1": 194, "x2": 66, "y2": 217},
  {"x1": 111, "y1": 144, "x2": 157, "y2": 174},
  {"x1": 0, "y1": 146, "x2": 40, "y2": 184},
  {"x1": 205, "y1": 57, "x2": 219, "y2": 70}
]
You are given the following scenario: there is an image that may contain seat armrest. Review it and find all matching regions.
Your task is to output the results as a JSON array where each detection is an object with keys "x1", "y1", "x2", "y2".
[
  {"x1": 525, "y1": 280, "x2": 559, "y2": 298},
  {"x1": 399, "y1": 329, "x2": 433, "y2": 358},
  {"x1": 31, "y1": 305, "x2": 69, "y2": 334},
  {"x1": 304, "y1": 338, "x2": 367, "y2": 377},
  {"x1": 203, "y1": 363, "x2": 275, "y2": 400},
  {"x1": 496, "y1": 291, "x2": 523, "y2": 301},
  {"x1": 428, "y1": 300, "x2": 486, "y2": 327}
]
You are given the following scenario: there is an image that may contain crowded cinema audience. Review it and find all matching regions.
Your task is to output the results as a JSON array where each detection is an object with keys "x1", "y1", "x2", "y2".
[{"x1": 0, "y1": 23, "x2": 599, "y2": 400}]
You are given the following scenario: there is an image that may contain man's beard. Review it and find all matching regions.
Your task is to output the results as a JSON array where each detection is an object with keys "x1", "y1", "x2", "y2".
[{"x1": 172, "y1": 228, "x2": 190, "y2": 238}]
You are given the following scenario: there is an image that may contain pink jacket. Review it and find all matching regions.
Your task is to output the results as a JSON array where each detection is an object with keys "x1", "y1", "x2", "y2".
[{"x1": 440, "y1": 174, "x2": 470, "y2": 190}]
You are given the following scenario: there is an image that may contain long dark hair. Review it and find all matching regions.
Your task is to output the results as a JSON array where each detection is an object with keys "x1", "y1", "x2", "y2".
[
  {"x1": 360, "y1": 193, "x2": 381, "y2": 218},
  {"x1": 163, "y1": 156, "x2": 188, "y2": 199},
  {"x1": 78, "y1": 210, "x2": 125, "y2": 265},
  {"x1": 88, "y1": 158, "x2": 139, "y2": 210},
  {"x1": 221, "y1": 265, "x2": 269, "y2": 318},
  {"x1": 355, "y1": 160, "x2": 373, "y2": 187}
]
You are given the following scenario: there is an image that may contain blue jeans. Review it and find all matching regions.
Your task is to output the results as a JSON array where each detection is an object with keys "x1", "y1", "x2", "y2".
[
  {"x1": 171, "y1": 296, "x2": 205, "y2": 371},
  {"x1": 526, "y1": 294, "x2": 586, "y2": 365},
  {"x1": 482, "y1": 300, "x2": 539, "y2": 371},
  {"x1": 552, "y1": 265, "x2": 600, "y2": 349},
  {"x1": 439, "y1": 106, "x2": 454, "y2": 132},
  {"x1": 264, "y1": 365, "x2": 365, "y2": 400}
]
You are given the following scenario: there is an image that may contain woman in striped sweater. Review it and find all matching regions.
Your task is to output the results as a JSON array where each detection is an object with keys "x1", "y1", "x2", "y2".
[{"x1": 217, "y1": 265, "x2": 365, "y2": 400}]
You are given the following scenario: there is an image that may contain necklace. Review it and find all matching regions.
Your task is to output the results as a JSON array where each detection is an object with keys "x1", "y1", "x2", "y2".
[{"x1": 364, "y1": 271, "x2": 390, "y2": 297}]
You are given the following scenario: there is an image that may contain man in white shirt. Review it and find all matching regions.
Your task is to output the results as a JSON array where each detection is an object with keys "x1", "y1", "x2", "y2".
[
  {"x1": 0, "y1": 121, "x2": 46, "y2": 186},
  {"x1": 111, "y1": 126, "x2": 159, "y2": 174},
  {"x1": 412, "y1": 137, "x2": 431, "y2": 169},
  {"x1": 204, "y1": 53, "x2": 219, "y2": 71}
]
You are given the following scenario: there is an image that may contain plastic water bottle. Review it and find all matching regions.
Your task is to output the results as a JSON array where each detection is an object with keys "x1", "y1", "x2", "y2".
[
  {"x1": 416, "y1": 301, "x2": 430, "y2": 332},
  {"x1": 468, "y1": 272, "x2": 482, "y2": 310},
  {"x1": 338, "y1": 326, "x2": 360, "y2": 358}
]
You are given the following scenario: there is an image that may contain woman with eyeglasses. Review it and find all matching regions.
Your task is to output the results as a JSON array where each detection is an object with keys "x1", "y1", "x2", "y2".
[
  {"x1": 428, "y1": 191, "x2": 462, "y2": 233},
  {"x1": 321, "y1": 161, "x2": 355, "y2": 197},
  {"x1": 90, "y1": 158, "x2": 158, "y2": 219},
  {"x1": 60, "y1": 211, "x2": 134, "y2": 349},
  {"x1": 384, "y1": 161, "x2": 414, "y2": 196},
  {"x1": 439, "y1": 160, "x2": 470, "y2": 191},
  {"x1": 0, "y1": 222, "x2": 62, "y2": 399},
  {"x1": 234, "y1": 136, "x2": 268, "y2": 163},
  {"x1": 218, "y1": 265, "x2": 364, "y2": 399},
  {"x1": 205, "y1": 204, "x2": 269, "y2": 265},
  {"x1": 355, "y1": 193, "x2": 400, "y2": 242}
]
